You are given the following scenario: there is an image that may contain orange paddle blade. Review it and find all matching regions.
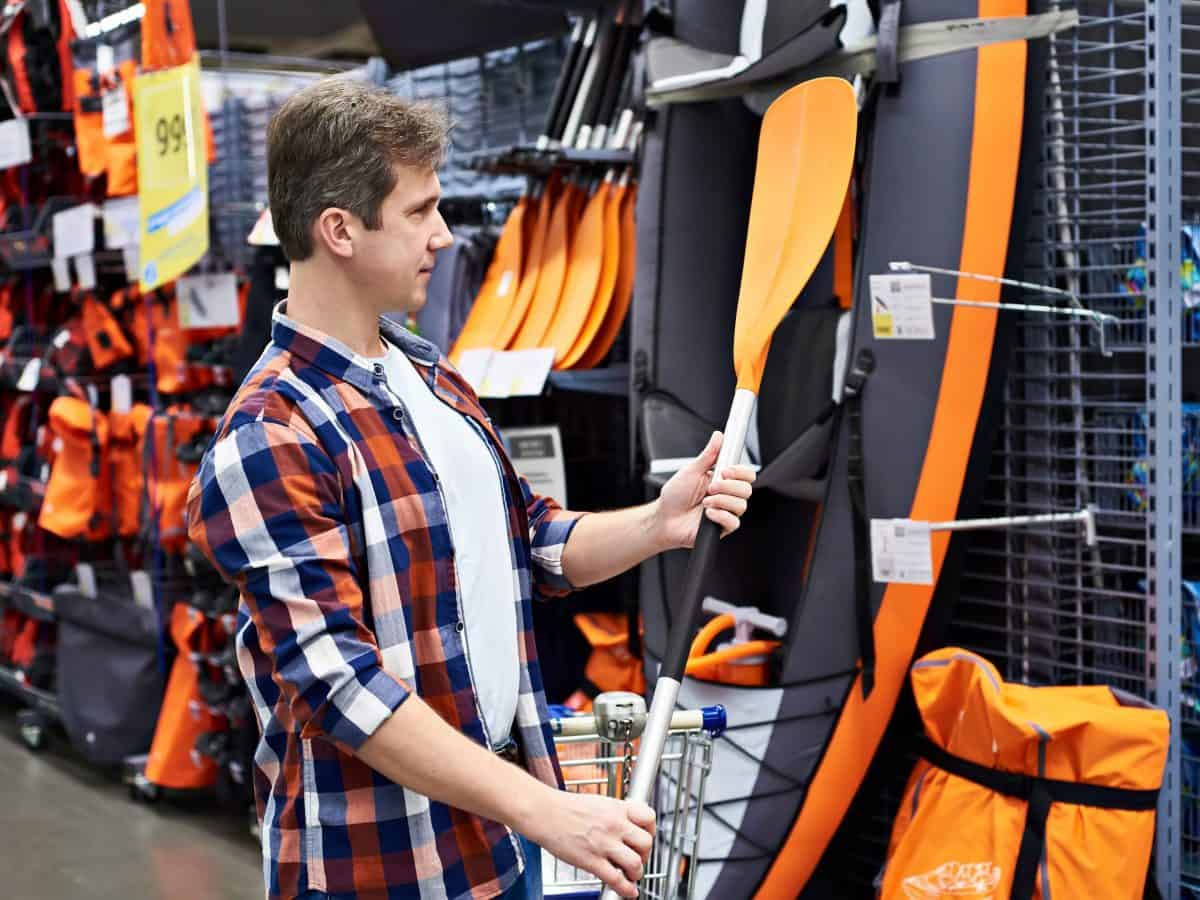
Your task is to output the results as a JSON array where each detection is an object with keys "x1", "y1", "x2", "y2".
[
  {"x1": 562, "y1": 179, "x2": 625, "y2": 369},
  {"x1": 495, "y1": 179, "x2": 558, "y2": 349},
  {"x1": 576, "y1": 179, "x2": 637, "y2": 369},
  {"x1": 545, "y1": 179, "x2": 611, "y2": 366},
  {"x1": 450, "y1": 196, "x2": 529, "y2": 363},
  {"x1": 511, "y1": 181, "x2": 580, "y2": 350},
  {"x1": 733, "y1": 77, "x2": 857, "y2": 391}
]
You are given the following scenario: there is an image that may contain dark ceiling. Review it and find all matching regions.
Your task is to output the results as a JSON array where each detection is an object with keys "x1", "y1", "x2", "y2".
[{"x1": 189, "y1": 1, "x2": 575, "y2": 68}]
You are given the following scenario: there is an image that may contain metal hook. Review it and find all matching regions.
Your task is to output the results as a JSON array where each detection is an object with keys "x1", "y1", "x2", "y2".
[
  {"x1": 889, "y1": 261, "x2": 1119, "y2": 357},
  {"x1": 928, "y1": 505, "x2": 1097, "y2": 547}
]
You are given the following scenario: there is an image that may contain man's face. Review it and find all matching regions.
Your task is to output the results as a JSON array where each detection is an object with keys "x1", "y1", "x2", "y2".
[{"x1": 351, "y1": 165, "x2": 453, "y2": 315}]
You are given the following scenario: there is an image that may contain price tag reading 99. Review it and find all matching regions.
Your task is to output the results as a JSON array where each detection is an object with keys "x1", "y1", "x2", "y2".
[{"x1": 156, "y1": 113, "x2": 186, "y2": 157}]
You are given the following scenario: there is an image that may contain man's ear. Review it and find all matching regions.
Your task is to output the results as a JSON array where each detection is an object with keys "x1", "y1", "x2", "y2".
[{"x1": 314, "y1": 208, "x2": 355, "y2": 260}]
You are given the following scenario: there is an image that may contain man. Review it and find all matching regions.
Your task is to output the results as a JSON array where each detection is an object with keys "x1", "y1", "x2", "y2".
[{"x1": 187, "y1": 77, "x2": 755, "y2": 900}]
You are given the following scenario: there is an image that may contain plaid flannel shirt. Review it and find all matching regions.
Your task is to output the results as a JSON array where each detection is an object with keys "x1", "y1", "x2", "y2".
[{"x1": 186, "y1": 304, "x2": 583, "y2": 900}]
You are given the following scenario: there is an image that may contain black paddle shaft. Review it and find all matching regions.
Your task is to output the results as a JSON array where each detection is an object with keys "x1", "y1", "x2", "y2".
[{"x1": 661, "y1": 517, "x2": 723, "y2": 680}]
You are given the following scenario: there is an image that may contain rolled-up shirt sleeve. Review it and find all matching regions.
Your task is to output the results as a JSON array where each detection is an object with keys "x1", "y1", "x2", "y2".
[
  {"x1": 186, "y1": 418, "x2": 410, "y2": 752},
  {"x1": 518, "y1": 473, "x2": 586, "y2": 600}
]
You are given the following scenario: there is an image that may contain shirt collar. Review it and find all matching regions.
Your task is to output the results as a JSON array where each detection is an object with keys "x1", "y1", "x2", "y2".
[{"x1": 271, "y1": 301, "x2": 441, "y2": 391}]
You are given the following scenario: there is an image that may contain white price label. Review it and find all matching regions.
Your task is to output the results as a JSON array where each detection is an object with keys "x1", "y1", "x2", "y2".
[
  {"x1": 0, "y1": 118, "x2": 32, "y2": 170},
  {"x1": 102, "y1": 86, "x2": 131, "y2": 138},
  {"x1": 122, "y1": 245, "x2": 140, "y2": 282},
  {"x1": 870, "y1": 518, "x2": 934, "y2": 585},
  {"x1": 111, "y1": 375, "x2": 132, "y2": 415},
  {"x1": 247, "y1": 208, "x2": 279, "y2": 246},
  {"x1": 15, "y1": 358, "x2": 41, "y2": 392},
  {"x1": 50, "y1": 257, "x2": 71, "y2": 293},
  {"x1": 869, "y1": 273, "x2": 936, "y2": 340},
  {"x1": 177, "y1": 272, "x2": 240, "y2": 329},
  {"x1": 52, "y1": 203, "x2": 96, "y2": 260},
  {"x1": 96, "y1": 43, "x2": 114, "y2": 74},
  {"x1": 73, "y1": 253, "x2": 96, "y2": 290},
  {"x1": 102, "y1": 197, "x2": 140, "y2": 249}
]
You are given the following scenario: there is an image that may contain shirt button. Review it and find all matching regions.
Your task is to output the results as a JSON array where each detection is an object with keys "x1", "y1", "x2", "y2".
[
  {"x1": 455, "y1": 621, "x2": 465, "y2": 634},
  {"x1": 392, "y1": 409, "x2": 403, "y2": 421},
  {"x1": 373, "y1": 363, "x2": 384, "y2": 376}
]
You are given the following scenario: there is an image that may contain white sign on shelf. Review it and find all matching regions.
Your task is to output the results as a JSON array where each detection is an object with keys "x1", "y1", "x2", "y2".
[
  {"x1": 869, "y1": 273, "x2": 936, "y2": 341},
  {"x1": 501, "y1": 425, "x2": 568, "y2": 507},
  {"x1": 0, "y1": 118, "x2": 32, "y2": 170},
  {"x1": 52, "y1": 203, "x2": 96, "y2": 260},
  {"x1": 177, "y1": 272, "x2": 240, "y2": 329},
  {"x1": 111, "y1": 374, "x2": 133, "y2": 415},
  {"x1": 870, "y1": 518, "x2": 935, "y2": 585},
  {"x1": 455, "y1": 349, "x2": 495, "y2": 394},
  {"x1": 247, "y1": 207, "x2": 279, "y2": 246}
]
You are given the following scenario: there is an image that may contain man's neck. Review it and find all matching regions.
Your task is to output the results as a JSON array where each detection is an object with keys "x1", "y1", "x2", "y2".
[{"x1": 285, "y1": 262, "x2": 388, "y2": 358}]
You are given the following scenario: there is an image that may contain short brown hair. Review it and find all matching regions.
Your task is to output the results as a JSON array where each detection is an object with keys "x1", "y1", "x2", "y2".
[{"x1": 267, "y1": 77, "x2": 449, "y2": 261}]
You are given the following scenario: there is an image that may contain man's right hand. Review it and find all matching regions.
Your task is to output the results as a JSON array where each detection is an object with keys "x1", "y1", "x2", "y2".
[{"x1": 521, "y1": 788, "x2": 656, "y2": 899}]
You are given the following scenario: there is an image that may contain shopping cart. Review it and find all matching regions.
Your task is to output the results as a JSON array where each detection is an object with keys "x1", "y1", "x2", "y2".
[{"x1": 543, "y1": 692, "x2": 726, "y2": 900}]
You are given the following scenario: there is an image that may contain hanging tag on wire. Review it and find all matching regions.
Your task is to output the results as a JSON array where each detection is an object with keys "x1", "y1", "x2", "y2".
[
  {"x1": 102, "y1": 84, "x2": 131, "y2": 139},
  {"x1": 16, "y1": 358, "x2": 41, "y2": 392},
  {"x1": 111, "y1": 374, "x2": 132, "y2": 415},
  {"x1": 50, "y1": 257, "x2": 71, "y2": 293},
  {"x1": 0, "y1": 118, "x2": 32, "y2": 170},
  {"x1": 73, "y1": 253, "x2": 97, "y2": 290}
]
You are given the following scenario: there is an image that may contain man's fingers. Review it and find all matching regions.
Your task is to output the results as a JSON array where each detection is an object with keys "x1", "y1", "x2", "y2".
[
  {"x1": 703, "y1": 494, "x2": 748, "y2": 517},
  {"x1": 608, "y1": 841, "x2": 645, "y2": 884},
  {"x1": 706, "y1": 507, "x2": 741, "y2": 535},
  {"x1": 625, "y1": 800, "x2": 656, "y2": 830},
  {"x1": 708, "y1": 477, "x2": 754, "y2": 500},
  {"x1": 624, "y1": 824, "x2": 653, "y2": 861},
  {"x1": 723, "y1": 464, "x2": 757, "y2": 484},
  {"x1": 593, "y1": 858, "x2": 638, "y2": 899}
]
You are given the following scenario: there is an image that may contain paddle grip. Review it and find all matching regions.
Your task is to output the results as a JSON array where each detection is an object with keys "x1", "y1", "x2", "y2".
[
  {"x1": 539, "y1": 18, "x2": 584, "y2": 147},
  {"x1": 662, "y1": 387, "x2": 756, "y2": 682}
]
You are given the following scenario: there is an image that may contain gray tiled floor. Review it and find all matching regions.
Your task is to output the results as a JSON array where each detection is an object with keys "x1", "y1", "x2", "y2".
[{"x1": 0, "y1": 701, "x2": 262, "y2": 900}]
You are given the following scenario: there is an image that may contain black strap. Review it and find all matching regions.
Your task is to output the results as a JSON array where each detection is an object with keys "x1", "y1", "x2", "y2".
[
  {"x1": 843, "y1": 349, "x2": 876, "y2": 698},
  {"x1": 877, "y1": 0, "x2": 902, "y2": 86},
  {"x1": 921, "y1": 740, "x2": 1159, "y2": 900}
]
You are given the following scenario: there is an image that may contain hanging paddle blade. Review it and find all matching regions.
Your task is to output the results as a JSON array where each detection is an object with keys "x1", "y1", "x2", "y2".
[
  {"x1": 511, "y1": 180, "x2": 578, "y2": 349},
  {"x1": 733, "y1": 76, "x2": 857, "y2": 391},
  {"x1": 575, "y1": 179, "x2": 637, "y2": 369},
  {"x1": 495, "y1": 178, "x2": 558, "y2": 349},
  {"x1": 561, "y1": 179, "x2": 624, "y2": 369},
  {"x1": 449, "y1": 196, "x2": 528, "y2": 363},
  {"x1": 545, "y1": 180, "x2": 611, "y2": 366}
]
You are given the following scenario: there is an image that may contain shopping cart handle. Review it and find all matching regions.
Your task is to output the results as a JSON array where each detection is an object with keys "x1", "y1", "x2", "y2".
[
  {"x1": 549, "y1": 705, "x2": 727, "y2": 738},
  {"x1": 702, "y1": 705, "x2": 726, "y2": 738}
]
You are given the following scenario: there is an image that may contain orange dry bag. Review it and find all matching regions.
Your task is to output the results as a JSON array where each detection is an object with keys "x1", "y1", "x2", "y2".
[{"x1": 879, "y1": 647, "x2": 1168, "y2": 900}]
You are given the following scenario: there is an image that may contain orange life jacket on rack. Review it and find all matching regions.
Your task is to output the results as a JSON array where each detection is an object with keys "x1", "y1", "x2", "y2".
[
  {"x1": 109, "y1": 402, "x2": 152, "y2": 537},
  {"x1": 146, "y1": 407, "x2": 211, "y2": 554},
  {"x1": 38, "y1": 395, "x2": 112, "y2": 541},
  {"x1": 5, "y1": 0, "x2": 75, "y2": 114},
  {"x1": 81, "y1": 293, "x2": 135, "y2": 370}
]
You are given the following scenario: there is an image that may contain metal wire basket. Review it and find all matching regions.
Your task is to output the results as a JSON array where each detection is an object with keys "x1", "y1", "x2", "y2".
[{"x1": 543, "y1": 693, "x2": 725, "y2": 900}]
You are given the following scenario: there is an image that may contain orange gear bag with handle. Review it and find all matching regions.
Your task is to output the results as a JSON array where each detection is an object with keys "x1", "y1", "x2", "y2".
[{"x1": 879, "y1": 648, "x2": 1168, "y2": 900}]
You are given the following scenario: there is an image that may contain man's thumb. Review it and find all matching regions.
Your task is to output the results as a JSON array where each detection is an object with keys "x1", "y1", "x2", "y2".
[{"x1": 691, "y1": 431, "x2": 722, "y2": 470}]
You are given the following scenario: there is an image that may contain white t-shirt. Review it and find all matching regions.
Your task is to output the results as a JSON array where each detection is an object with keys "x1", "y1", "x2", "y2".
[{"x1": 375, "y1": 339, "x2": 520, "y2": 746}]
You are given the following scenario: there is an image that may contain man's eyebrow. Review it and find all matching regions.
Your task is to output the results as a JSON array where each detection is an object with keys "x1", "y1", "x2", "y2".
[{"x1": 407, "y1": 193, "x2": 441, "y2": 213}]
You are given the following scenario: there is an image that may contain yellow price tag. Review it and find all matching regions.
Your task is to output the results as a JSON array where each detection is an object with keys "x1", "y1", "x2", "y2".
[
  {"x1": 134, "y1": 59, "x2": 208, "y2": 291},
  {"x1": 873, "y1": 310, "x2": 894, "y2": 338}
]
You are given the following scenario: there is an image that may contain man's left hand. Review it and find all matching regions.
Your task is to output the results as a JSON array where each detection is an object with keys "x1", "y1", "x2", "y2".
[{"x1": 654, "y1": 431, "x2": 756, "y2": 550}]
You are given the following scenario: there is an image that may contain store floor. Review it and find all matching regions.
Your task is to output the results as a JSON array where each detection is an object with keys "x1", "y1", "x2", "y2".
[{"x1": 0, "y1": 699, "x2": 262, "y2": 900}]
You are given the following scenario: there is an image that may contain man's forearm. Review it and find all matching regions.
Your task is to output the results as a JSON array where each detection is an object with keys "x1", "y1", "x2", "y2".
[
  {"x1": 561, "y1": 500, "x2": 672, "y2": 588},
  {"x1": 357, "y1": 692, "x2": 551, "y2": 832}
]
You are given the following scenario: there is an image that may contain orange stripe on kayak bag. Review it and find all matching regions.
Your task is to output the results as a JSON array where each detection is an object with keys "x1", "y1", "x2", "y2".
[
  {"x1": 834, "y1": 191, "x2": 854, "y2": 310},
  {"x1": 754, "y1": 5, "x2": 1027, "y2": 896}
]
